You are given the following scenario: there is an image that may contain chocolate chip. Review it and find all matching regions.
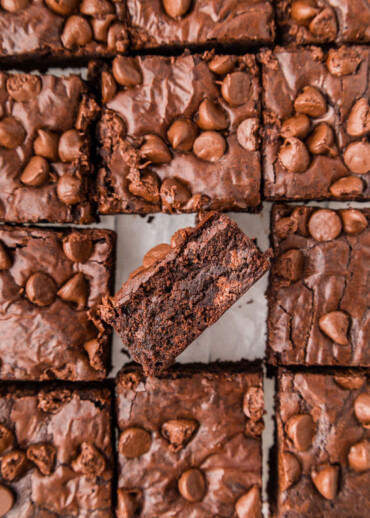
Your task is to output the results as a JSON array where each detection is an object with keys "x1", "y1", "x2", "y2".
[
  {"x1": 311, "y1": 464, "x2": 339, "y2": 500},
  {"x1": 348, "y1": 440, "x2": 370, "y2": 473},
  {"x1": 354, "y1": 393, "x2": 370, "y2": 428},
  {"x1": 20, "y1": 156, "x2": 49, "y2": 187},
  {"x1": 37, "y1": 389, "x2": 72, "y2": 414},
  {"x1": 61, "y1": 15, "x2": 93, "y2": 49},
  {"x1": 193, "y1": 131, "x2": 226, "y2": 162},
  {"x1": 285, "y1": 414, "x2": 315, "y2": 451},
  {"x1": 281, "y1": 114, "x2": 311, "y2": 139},
  {"x1": 71, "y1": 441, "x2": 106, "y2": 477},
  {"x1": 45, "y1": 0, "x2": 78, "y2": 15},
  {"x1": 208, "y1": 55, "x2": 236, "y2": 75},
  {"x1": 33, "y1": 129, "x2": 59, "y2": 161},
  {"x1": 309, "y1": 7, "x2": 338, "y2": 40},
  {"x1": 128, "y1": 265, "x2": 147, "y2": 280},
  {"x1": 306, "y1": 122, "x2": 338, "y2": 157},
  {"x1": 275, "y1": 249, "x2": 305, "y2": 282},
  {"x1": 0, "y1": 485, "x2": 14, "y2": 516},
  {"x1": 308, "y1": 209, "x2": 342, "y2": 241},
  {"x1": 340, "y1": 209, "x2": 368, "y2": 234},
  {"x1": 197, "y1": 99, "x2": 228, "y2": 131},
  {"x1": 119, "y1": 428, "x2": 152, "y2": 458},
  {"x1": 1, "y1": 0, "x2": 29, "y2": 12},
  {"x1": 161, "y1": 419, "x2": 198, "y2": 452},
  {"x1": 294, "y1": 86, "x2": 327, "y2": 118},
  {"x1": 291, "y1": 0, "x2": 319, "y2": 25},
  {"x1": 326, "y1": 47, "x2": 361, "y2": 77},
  {"x1": 112, "y1": 56, "x2": 142, "y2": 87},
  {"x1": 237, "y1": 118, "x2": 259, "y2": 151},
  {"x1": 0, "y1": 425, "x2": 14, "y2": 454},
  {"x1": 278, "y1": 137, "x2": 310, "y2": 173},
  {"x1": 160, "y1": 178, "x2": 191, "y2": 212},
  {"x1": 6, "y1": 74, "x2": 41, "y2": 102},
  {"x1": 26, "y1": 272, "x2": 57, "y2": 307},
  {"x1": 178, "y1": 468, "x2": 206, "y2": 502},
  {"x1": 235, "y1": 486, "x2": 261, "y2": 518},
  {"x1": 117, "y1": 489, "x2": 140, "y2": 518},
  {"x1": 221, "y1": 72, "x2": 251, "y2": 106},
  {"x1": 140, "y1": 134, "x2": 172, "y2": 164},
  {"x1": 167, "y1": 118, "x2": 198, "y2": 152},
  {"x1": 57, "y1": 272, "x2": 88, "y2": 307},
  {"x1": 0, "y1": 242, "x2": 12, "y2": 270},
  {"x1": 318, "y1": 311, "x2": 350, "y2": 345},
  {"x1": 163, "y1": 0, "x2": 191, "y2": 18},
  {"x1": 347, "y1": 98, "x2": 370, "y2": 137},
  {"x1": 27, "y1": 443, "x2": 56, "y2": 475},
  {"x1": 129, "y1": 171, "x2": 161, "y2": 204},
  {"x1": 57, "y1": 174, "x2": 83, "y2": 205},
  {"x1": 1, "y1": 450, "x2": 28, "y2": 481},
  {"x1": 279, "y1": 452, "x2": 301, "y2": 491},
  {"x1": 275, "y1": 206, "x2": 311, "y2": 239},
  {"x1": 101, "y1": 71, "x2": 117, "y2": 103},
  {"x1": 329, "y1": 176, "x2": 364, "y2": 198},
  {"x1": 107, "y1": 23, "x2": 128, "y2": 53},
  {"x1": 91, "y1": 14, "x2": 116, "y2": 42},
  {"x1": 80, "y1": 0, "x2": 113, "y2": 15},
  {"x1": 343, "y1": 141, "x2": 370, "y2": 174},
  {"x1": 0, "y1": 116, "x2": 26, "y2": 149},
  {"x1": 63, "y1": 232, "x2": 93, "y2": 263},
  {"x1": 58, "y1": 129, "x2": 84, "y2": 162},
  {"x1": 334, "y1": 375, "x2": 365, "y2": 390},
  {"x1": 243, "y1": 386, "x2": 264, "y2": 421},
  {"x1": 170, "y1": 227, "x2": 193, "y2": 248},
  {"x1": 83, "y1": 339, "x2": 105, "y2": 371},
  {"x1": 143, "y1": 243, "x2": 171, "y2": 268}
]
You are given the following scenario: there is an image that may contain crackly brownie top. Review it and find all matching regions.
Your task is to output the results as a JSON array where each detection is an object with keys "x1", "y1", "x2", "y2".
[
  {"x1": 0, "y1": 386, "x2": 113, "y2": 517},
  {"x1": 116, "y1": 363, "x2": 263, "y2": 517},
  {"x1": 97, "y1": 52, "x2": 261, "y2": 214},
  {"x1": 0, "y1": 225, "x2": 115, "y2": 380},
  {"x1": 268, "y1": 204, "x2": 370, "y2": 367},
  {"x1": 261, "y1": 46, "x2": 370, "y2": 201},
  {"x1": 276, "y1": 369, "x2": 370, "y2": 517}
]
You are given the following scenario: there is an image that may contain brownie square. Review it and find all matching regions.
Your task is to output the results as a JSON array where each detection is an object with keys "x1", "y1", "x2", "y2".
[
  {"x1": 0, "y1": 385, "x2": 113, "y2": 517},
  {"x1": 276, "y1": 0, "x2": 370, "y2": 45},
  {"x1": 96, "y1": 53, "x2": 262, "y2": 214},
  {"x1": 116, "y1": 362, "x2": 264, "y2": 518},
  {"x1": 0, "y1": 225, "x2": 116, "y2": 380},
  {"x1": 275, "y1": 369, "x2": 370, "y2": 517},
  {"x1": 0, "y1": 71, "x2": 99, "y2": 224},
  {"x1": 100, "y1": 212, "x2": 271, "y2": 375},
  {"x1": 267, "y1": 204, "x2": 369, "y2": 367},
  {"x1": 261, "y1": 46, "x2": 370, "y2": 201},
  {"x1": 0, "y1": 0, "x2": 128, "y2": 63},
  {"x1": 126, "y1": 0, "x2": 275, "y2": 50}
]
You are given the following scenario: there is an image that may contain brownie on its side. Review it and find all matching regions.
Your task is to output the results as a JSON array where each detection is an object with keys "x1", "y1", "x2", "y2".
[
  {"x1": 100, "y1": 212, "x2": 272, "y2": 375},
  {"x1": 261, "y1": 46, "x2": 370, "y2": 201},
  {"x1": 0, "y1": 0, "x2": 128, "y2": 63},
  {"x1": 0, "y1": 72, "x2": 99, "y2": 224},
  {"x1": 116, "y1": 362, "x2": 264, "y2": 518},
  {"x1": 126, "y1": 0, "x2": 275, "y2": 50},
  {"x1": 0, "y1": 225, "x2": 116, "y2": 380},
  {"x1": 267, "y1": 205, "x2": 369, "y2": 367},
  {"x1": 96, "y1": 53, "x2": 262, "y2": 214},
  {"x1": 0, "y1": 385, "x2": 113, "y2": 517},
  {"x1": 275, "y1": 369, "x2": 370, "y2": 517},
  {"x1": 276, "y1": 0, "x2": 370, "y2": 45}
]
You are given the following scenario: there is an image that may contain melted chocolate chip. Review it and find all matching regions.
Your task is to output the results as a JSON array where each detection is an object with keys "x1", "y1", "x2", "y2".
[
  {"x1": 178, "y1": 468, "x2": 206, "y2": 502},
  {"x1": 119, "y1": 428, "x2": 152, "y2": 458}
]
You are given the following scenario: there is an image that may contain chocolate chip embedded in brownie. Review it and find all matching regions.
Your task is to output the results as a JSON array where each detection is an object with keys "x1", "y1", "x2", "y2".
[
  {"x1": 100, "y1": 212, "x2": 271, "y2": 375},
  {"x1": 0, "y1": 225, "x2": 116, "y2": 380},
  {"x1": 116, "y1": 362, "x2": 264, "y2": 518},
  {"x1": 95, "y1": 53, "x2": 262, "y2": 214},
  {"x1": 0, "y1": 385, "x2": 113, "y2": 517},
  {"x1": 275, "y1": 369, "x2": 370, "y2": 517},
  {"x1": 267, "y1": 204, "x2": 370, "y2": 367},
  {"x1": 261, "y1": 46, "x2": 370, "y2": 201}
]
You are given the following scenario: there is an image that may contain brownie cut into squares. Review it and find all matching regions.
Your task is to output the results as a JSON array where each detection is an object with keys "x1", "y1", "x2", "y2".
[
  {"x1": 0, "y1": 225, "x2": 116, "y2": 380},
  {"x1": 267, "y1": 204, "x2": 369, "y2": 367},
  {"x1": 261, "y1": 46, "x2": 370, "y2": 201},
  {"x1": 0, "y1": 385, "x2": 113, "y2": 517},
  {"x1": 126, "y1": 0, "x2": 275, "y2": 50},
  {"x1": 276, "y1": 0, "x2": 370, "y2": 45},
  {"x1": 100, "y1": 212, "x2": 272, "y2": 375},
  {"x1": 116, "y1": 362, "x2": 264, "y2": 518},
  {"x1": 274, "y1": 368, "x2": 370, "y2": 517},
  {"x1": 0, "y1": 0, "x2": 128, "y2": 63},
  {"x1": 0, "y1": 71, "x2": 99, "y2": 224},
  {"x1": 95, "y1": 52, "x2": 262, "y2": 214}
]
